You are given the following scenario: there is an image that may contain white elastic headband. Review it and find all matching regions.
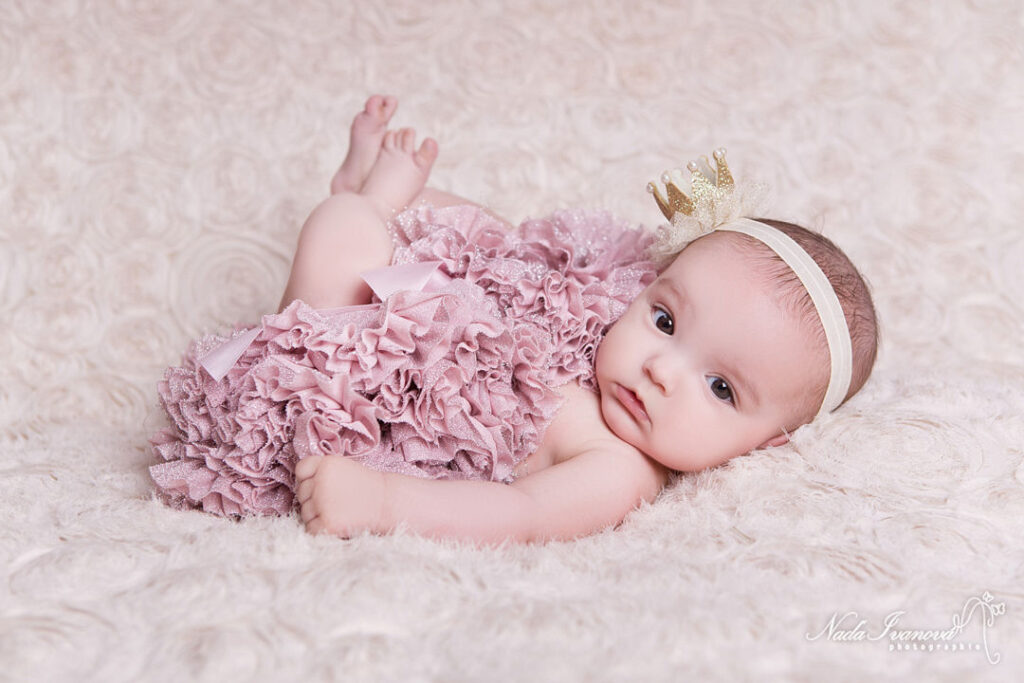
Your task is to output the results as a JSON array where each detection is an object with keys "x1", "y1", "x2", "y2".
[{"x1": 718, "y1": 218, "x2": 852, "y2": 418}]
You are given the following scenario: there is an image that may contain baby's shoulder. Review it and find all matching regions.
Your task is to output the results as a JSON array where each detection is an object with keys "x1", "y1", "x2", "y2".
[
  {"x1": 545, "y1": 382, "x2": 614, "y2": 453},
  {"x1": 547, "y1": 383, "x2": 669, "y2": 487}
]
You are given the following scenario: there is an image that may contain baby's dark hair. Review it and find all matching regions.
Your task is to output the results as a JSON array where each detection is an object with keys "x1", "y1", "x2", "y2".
[{"x1": 729, "y1": 219, "x2": 879, "y2": 425}]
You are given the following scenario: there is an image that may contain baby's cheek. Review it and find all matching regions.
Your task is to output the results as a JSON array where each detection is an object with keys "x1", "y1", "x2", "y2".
[
  {"x1": 593, "y1": 338, "x2": 623, "y2": 387},
  {"x1": 593, "y1": 335, "x2": 612, "y2": 375}
]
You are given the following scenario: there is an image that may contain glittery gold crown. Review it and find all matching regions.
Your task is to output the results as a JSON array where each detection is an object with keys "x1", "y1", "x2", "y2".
[
  {"x1": 644, "y1": 147, "x2": 769, "y2": 261},
  {"x1": 647, "y1": 148, "x2": 734, "y2": 222}
]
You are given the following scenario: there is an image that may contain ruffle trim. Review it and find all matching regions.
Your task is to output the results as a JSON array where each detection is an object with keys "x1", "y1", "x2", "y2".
[{"x1": 150, "y1": 204, "x2": 657, "y2": 516}]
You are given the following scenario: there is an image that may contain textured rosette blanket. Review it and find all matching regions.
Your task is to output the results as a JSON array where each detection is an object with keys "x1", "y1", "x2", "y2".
[{"x1": 149, "y1": 205, "x2": 657, "y2": 516}]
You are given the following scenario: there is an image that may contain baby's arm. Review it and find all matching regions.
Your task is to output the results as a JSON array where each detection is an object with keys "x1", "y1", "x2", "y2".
[{"x1": 295, "y1": 448, "x2": 666, "y2": 545}]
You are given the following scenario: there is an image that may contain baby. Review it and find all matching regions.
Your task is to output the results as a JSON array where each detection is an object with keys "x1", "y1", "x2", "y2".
[{"x1": 150, "y1": 95, "x2": 878, "y2": 545}]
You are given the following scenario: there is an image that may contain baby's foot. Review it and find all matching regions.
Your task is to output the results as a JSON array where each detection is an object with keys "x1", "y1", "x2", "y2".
[
  {"x1": 330, "y1": 95, "x2": 398, "y2": 195},
  {"x1": 360, "y1": 127, "x2": 438, "y2": 214}
]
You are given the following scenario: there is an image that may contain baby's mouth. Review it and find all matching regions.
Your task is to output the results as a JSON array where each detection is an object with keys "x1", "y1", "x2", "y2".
[{"x1": 614, "y1": 384, "x2": 649, "y2": 423}]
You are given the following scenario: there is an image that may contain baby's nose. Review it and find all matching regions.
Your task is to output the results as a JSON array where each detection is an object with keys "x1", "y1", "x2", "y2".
[{"x1": 643, "y1": 354, "x2": 675, "y2": 394}]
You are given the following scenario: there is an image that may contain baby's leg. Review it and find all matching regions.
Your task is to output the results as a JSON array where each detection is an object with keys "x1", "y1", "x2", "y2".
[{"x1": 278, "y1": 129, "x2": 438, "y2": 311}]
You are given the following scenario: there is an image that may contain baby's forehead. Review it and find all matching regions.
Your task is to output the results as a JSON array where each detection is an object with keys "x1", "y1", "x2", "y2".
[
  {"x1": 685, "y1": 230, "x2": 774, "y2": 268},
  {"x1": 659, "y1": 234, "x2": 777, "y2": 295},
  {"x1": 659, "y1": 240, "x2": 822, "y2": 349}
]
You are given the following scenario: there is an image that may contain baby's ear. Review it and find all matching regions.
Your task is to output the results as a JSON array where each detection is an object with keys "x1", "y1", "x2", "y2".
[{"x1": 759, "y1": 433, "x2": 790, "y2": 449}]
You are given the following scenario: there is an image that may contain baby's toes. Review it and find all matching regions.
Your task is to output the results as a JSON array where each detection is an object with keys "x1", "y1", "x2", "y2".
[
  {"x1": 379, "y1": 95, "x2": 397, "y2": 120},
  {"x1": 362, "y1": 94, "x2": 383, "y2": 117},
  {"x1": 364, "y1": 94, "x2": 397, "y2": 124},
  {"x1": 415, "y1": 138, "x2": 439, "y2": 169},
  {"x1": 397, "y1": 128, "x2": 416, "y2": 153}
]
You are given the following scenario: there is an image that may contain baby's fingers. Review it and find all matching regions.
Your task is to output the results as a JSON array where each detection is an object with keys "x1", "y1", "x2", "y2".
[
  {"x1": 295, "y1": 455, "x2": 323, "y2": 481},
  {"x1": 300, "y1": 498, "x2": 319, "y2": 524},
  {"x1": 295, "y1": 476, "x2": 315, "y2": 504},
  {"x1": 305, "y1": 515, "x2": 325, "y2": 536}
]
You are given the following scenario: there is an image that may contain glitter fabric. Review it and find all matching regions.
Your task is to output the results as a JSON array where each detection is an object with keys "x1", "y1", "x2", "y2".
[{"x1": 149, "y1": 204, "x2": 657, "y2": 517}]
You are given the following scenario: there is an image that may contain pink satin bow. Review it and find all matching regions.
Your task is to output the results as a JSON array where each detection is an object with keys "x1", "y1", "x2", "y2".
[{"x1": 199, "y1": 261, "x2": 448, "y2": 382}]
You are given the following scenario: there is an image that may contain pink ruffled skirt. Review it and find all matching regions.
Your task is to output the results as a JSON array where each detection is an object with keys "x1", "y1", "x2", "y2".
[{"x1": 149, "y1": 205, "x2": 657, "y2": 516}]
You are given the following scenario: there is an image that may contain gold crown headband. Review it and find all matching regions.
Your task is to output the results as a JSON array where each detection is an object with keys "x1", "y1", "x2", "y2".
[
  {"x1": 647, "y1": 149, "x2": 853, "y2": 418},
  {"x1": 648, "y1": 148, "x2": 734, "y2": 224}
]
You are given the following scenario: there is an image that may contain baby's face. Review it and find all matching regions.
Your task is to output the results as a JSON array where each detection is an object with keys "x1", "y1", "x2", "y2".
[{"x1": 595, "y1": 232, "x2": 825, "y2": 471}]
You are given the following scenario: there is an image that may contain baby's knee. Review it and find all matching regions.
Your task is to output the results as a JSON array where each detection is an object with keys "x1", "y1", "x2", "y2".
[
  {"x1": 302, "y1": 192, "x2": 372, "y2": 232},
  {"x1": 296, "y1": 192, "x2": 394, "y2": 263},
  {"x1": 299, "y1": 193, "x2": 385, "y2": 244}
]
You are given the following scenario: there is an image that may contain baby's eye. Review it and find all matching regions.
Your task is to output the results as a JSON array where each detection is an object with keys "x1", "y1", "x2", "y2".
[
  {"x1": 651, "y1": 306, "x2": 674, "y2": 335},
  {"x1": 708, "y1": 376, "x2": 734, "y2": 404}
]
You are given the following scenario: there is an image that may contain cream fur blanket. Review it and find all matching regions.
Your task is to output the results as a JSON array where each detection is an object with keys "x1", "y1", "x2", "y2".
[{"x1": 2, "y1": 1, "x2": 1022, "y2": 680}]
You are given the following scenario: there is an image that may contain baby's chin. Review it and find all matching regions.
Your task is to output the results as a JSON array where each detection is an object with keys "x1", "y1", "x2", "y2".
[{"x1": 595, "y1": 387, "x2": 646, "y2": 447}]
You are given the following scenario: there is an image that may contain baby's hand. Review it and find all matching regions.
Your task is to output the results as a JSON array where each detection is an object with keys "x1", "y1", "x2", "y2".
[{"x1": 294, "y1": 456, "x2": 386, "y2": 538}]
